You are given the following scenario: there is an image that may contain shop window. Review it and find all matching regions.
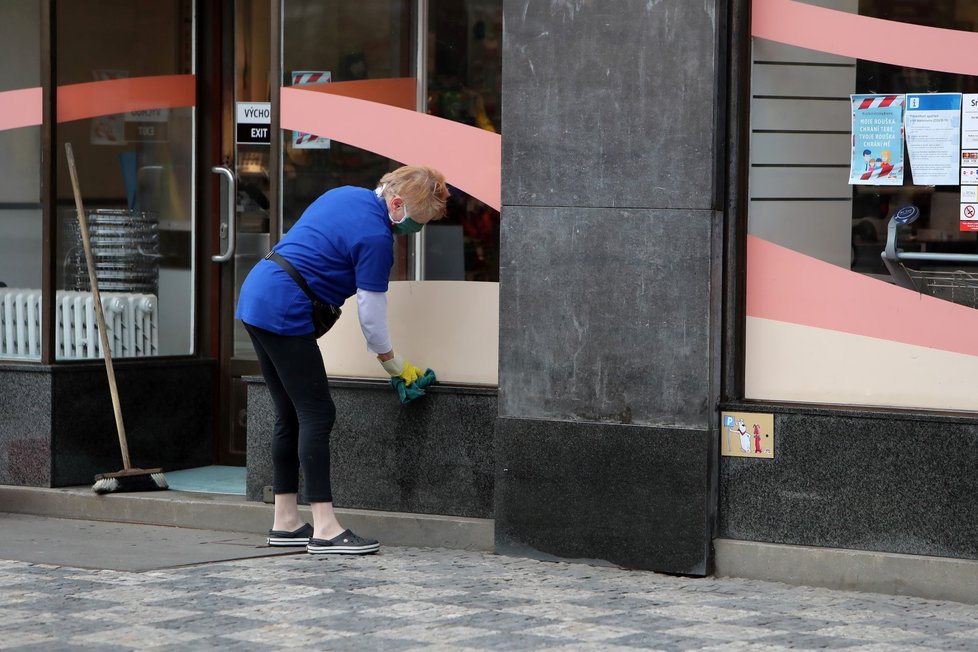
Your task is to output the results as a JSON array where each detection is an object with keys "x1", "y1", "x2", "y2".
[
  {"x1": 751, "y1": 0, "x2": 978, "y2": 282},
  {"x1": 426, "y1": 0, "x2": 501, "y2": 282},
  {"x1": 54, "y1": 0, "x2": 195, "y2": 359},
  {"x1": 279, "y1": 0, "x2": 502, "y2": 384},
  {"x1": 0, "y1": 1, "x2": 42, "y2": 360},
  {"x1": 746, "y1": 0, "x2": 978, "y2": 411},
  {"x1": 281, "y1": 0, "x2": 501, "y2": 283},
  {"x1": 282, "y1": 0, "x2": 415, "y2": 276}
]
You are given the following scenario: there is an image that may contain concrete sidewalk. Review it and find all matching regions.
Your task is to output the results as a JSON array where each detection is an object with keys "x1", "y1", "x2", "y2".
[
  {"x1": 0, "y1": 484, "x2": 494, "y2": 552},
  {"x1": 4, "y1": 486, "x2": 978, "y2": 609},
  {"x1": 0, "y1": 513, "x2": 296, "y2": 572},
  {"x1": 2, "y1": 514, "x2": 977, "y2": 651}
]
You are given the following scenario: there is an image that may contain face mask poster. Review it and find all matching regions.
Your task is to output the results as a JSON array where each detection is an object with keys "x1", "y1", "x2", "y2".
[{"x1": 850, "y1": 94, "x2": 905, "y2": 186}]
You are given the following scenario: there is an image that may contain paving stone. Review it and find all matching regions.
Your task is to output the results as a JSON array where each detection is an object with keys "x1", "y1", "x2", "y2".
[{"x1": 3, "y1": 541, "x2": 978, "y2": 650}]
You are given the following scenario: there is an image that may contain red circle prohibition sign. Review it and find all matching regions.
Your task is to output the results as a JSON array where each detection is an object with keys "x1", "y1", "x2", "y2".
[{"x1": 966, "y1": 205, "x2": 976, "y2": 219}]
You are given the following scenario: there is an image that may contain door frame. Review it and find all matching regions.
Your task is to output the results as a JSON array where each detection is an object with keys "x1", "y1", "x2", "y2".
[
  {"x1": 208, "y1": 0, "x2": 257, "y2": 465},
  {"x1": 210, "y1": 0, "x2": 434, "y2": 465}
]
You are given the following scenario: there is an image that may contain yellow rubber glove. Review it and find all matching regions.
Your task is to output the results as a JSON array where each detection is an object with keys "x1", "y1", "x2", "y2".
[
  {"x1": 380, "y1": 353, "x2": 425, "y2": 386},
  {"x1": 399, "y1": 361, "x2": 424, "y2": 386}
]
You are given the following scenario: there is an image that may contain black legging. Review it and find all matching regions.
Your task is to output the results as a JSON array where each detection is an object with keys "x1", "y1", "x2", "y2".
[{"x1": 245, "y1": 323, "x2": 336, "y2": 502}]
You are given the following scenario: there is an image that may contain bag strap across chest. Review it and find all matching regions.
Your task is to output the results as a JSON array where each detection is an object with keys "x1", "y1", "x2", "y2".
[{"x1": 265, "y1": 250, "x2": 322, "y2": 304}]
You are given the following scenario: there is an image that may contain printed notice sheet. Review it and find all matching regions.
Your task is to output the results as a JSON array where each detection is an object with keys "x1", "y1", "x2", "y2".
[
  {"x1": 961, "y1": 94, "x2": 978, "y2": 149},
  {"x1": 905, "y1": 93, "x2": 961, "y2": 186}
]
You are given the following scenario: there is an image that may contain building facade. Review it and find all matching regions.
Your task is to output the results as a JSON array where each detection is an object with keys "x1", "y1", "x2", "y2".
[{"x1": 2, "y1": 0, "x2": 977, "y2": 580}]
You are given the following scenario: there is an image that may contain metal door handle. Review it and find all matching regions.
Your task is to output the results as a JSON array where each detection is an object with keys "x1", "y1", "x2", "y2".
[{"x1": 211, "y1": 166, "x2": 236, "y2": 263}]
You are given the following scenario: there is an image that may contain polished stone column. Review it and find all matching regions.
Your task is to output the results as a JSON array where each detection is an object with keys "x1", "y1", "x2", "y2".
[{"x1": 497, "y1": 0, "x2": 723, "y2": 574}]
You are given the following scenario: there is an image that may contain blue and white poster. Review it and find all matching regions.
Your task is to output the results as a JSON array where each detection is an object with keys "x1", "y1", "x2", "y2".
[
  {"x1": 850, "y1": 94, "x2": 905, "y2": 186},
  {"x1": 905, "y1": 93, "x2": 961, "y2": 186}
]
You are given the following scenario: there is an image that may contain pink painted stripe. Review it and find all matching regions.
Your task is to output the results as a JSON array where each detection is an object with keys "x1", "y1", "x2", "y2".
[
  {"x1": 57, "y1": 75, "x2": 196, "y2": 123},
  {"x1": 753, "y1": 0, "x2": 978, "y2": 77},
  {"x1": 281, "y1": 86, "x2": 501, "y2": 211},
  {"x1": 0, "y1": 87, "x2": 42, "y2": 131},
  {"x1": 746, "y1": 235, "x2": 978, "y2": 359}
]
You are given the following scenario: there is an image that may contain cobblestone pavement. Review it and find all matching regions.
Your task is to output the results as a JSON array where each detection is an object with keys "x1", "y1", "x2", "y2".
[{"x1": 2, "y1": 545, "x2": 978, "y2": 651}]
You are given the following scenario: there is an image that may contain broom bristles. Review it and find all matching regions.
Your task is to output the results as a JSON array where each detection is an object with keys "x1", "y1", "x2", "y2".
[{"x1": 92, "y1": 470, "x2": 168, "y2": 494}]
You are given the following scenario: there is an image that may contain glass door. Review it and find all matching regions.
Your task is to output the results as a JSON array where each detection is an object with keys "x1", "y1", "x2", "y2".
[{"x1": 213, "y1": 0, "x2": 273, "y2": 465}]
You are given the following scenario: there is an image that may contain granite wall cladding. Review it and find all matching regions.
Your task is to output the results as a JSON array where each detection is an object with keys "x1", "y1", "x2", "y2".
[
  {"x1": 497, "y1": 0, "x2": 722, "y2": 574},
  {"x1": 496, "y1": 417, "x2": 714, "y2": 574},
  {"x1": 0, "y1": 361, "x2": 214, "y2": 487},
  {"x1": 498, "y1": 206, "x2": 716, "y2": 429},
  {"x1": 246, "y1": 378, "x2": 497, "y2": 519},
  {"x1": 502, "y1": 0, "x2": 718, "y2": 209},
  {"x1": 0, "y1": 367, "x2": 53, "y2": 486},
  {"x1": 720, "y1": 403, "x2": 978, "y2": 560},
  {"x1": 50, "y1": 361, "x2": 215, "y2": 486}
]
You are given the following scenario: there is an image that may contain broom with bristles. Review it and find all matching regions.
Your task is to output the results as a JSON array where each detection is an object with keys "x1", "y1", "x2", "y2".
[{"x1": 65, "y1": 143, "x2": 168, "y2": 495}]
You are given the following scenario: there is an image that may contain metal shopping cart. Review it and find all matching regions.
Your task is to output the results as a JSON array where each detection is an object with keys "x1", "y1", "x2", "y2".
[{"x1": 881, "y1": 205, "x2": 978, "y2": 309}]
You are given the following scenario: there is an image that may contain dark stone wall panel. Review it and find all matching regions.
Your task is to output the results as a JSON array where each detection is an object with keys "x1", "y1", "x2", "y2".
[
  {"x1": 495, "y1": 416, "x2": 712, "y2": 575},
  {"x1": 0, "y1": 369, "x2": 52, "y2": 486},
  {"x1": 720, "y1": 404, "x2": 978, "y2": 560},
  {"x1": 498, "y1": 206, "x2": 714, "y2": 428},
  {"x1": 247, "y1": 379, "x2": 497, "y2": 519},
  {"x1": 502, "y1": 0, "x2": 718, "y2": 208},
  {"x1": 0, "y1": 362, "x2": 214, "y2": 488},
  {"x1": 51, "y1": 361, "x2": 215, "y2": 486}
]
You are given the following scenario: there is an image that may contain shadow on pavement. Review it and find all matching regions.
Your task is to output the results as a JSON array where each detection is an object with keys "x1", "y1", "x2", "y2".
[{"x1": 0, "y1": 512, "x2": 299, "y2": 571}]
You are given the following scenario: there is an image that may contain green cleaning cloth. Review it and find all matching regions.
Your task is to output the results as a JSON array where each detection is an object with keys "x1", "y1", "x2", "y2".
[{"x1": 390, "y1": 368, "x2": 437, "y2": 404}]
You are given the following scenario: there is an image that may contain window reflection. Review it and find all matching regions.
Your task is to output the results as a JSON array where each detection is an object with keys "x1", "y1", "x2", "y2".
[
  {"x1": 750, "y1": 0, "x2": 978, "y2": 311},
  {"x1": 55, "y1": 0, "x2": 195, "y2": 358},
  {"x1": 848, "y1": 0, "x2": 978, "y2": 311},
  {"x1": 426, "y1": 0, "x2": 501, "y2": 282},
  {"x1": 280, "y1": 0, "x2": 501, "y2": 283},
  {"x1": 281, "y1": 1, "x2": 413, "y2": 249},
  {"x1": 0, "y1": 1, "x2": 42, "y2": 360},
  {"x1": 852, "y1": 19, "x2": 978, "y2": 280}
]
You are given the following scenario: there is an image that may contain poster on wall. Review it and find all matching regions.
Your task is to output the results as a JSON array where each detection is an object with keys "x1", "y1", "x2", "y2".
[
  {"x1": 291, "y1": 71, "x2": 331, "y2": 150},
  {"x1": 849, "y1": 94, "x2": 905, "y2": 186},
  {"x1": 960, "y1": 96, "x2": 978, "y2": 231},
  {"x1": 960, "y1": 94, "x2": 978, "y2": 149},
  {"x1": 720, "y1": 411, "x2": 774, "y2": 459},
  {"x1": 905, "y1": 93, "x2": 961, "y2": 186},
  {"x1": 962, "y1": 186, "x2": 978, "y2": 232}
]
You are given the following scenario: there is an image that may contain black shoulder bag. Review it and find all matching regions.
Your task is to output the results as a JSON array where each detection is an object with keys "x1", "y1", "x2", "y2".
[{"x1": 265, "y1": 251, "x2": 342, "y2": 337}]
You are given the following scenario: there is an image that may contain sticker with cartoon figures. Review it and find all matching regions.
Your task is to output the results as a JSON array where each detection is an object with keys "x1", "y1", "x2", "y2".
[{"x1": 721, "y1": 411, "x2": 774, "y2": 459}]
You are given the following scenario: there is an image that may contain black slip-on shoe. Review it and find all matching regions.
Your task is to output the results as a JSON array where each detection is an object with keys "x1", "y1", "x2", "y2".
[
  {"x1": 267, "y1": 522, "x2": 314, "y2": 547},
  {"x1": 307, "y1": 529, "x2": 380, "y2": 555}
]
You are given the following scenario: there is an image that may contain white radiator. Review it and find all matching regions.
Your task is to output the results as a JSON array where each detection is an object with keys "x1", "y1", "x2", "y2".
[{"x1": 0, "y1": 289, "x2": 158, "y2": 359}]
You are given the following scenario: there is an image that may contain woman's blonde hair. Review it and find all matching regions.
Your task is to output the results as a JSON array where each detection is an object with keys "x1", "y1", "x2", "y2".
[{"x1": 378, "y1": 165, "x2": 450, "y2": 222}]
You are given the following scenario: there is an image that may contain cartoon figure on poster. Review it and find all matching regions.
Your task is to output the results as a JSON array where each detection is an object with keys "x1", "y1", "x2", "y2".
[
  {"x1": 722, "y1": 412, "x2": 775, "y2": 459},
  {"x1": 850, "y1": 94, "x2": 905, "y2": 186},
  {"x1": 291, "y1": 71, "x2": 331, "y2": 150},
  {"x1": 726, "y1": 417, "x2": 752, "y2": 454}
]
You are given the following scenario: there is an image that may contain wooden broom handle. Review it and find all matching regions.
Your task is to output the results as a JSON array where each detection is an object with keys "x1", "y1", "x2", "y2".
[{"x1": 65, "y1": 143, "x2": 131, "y2": 470}]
